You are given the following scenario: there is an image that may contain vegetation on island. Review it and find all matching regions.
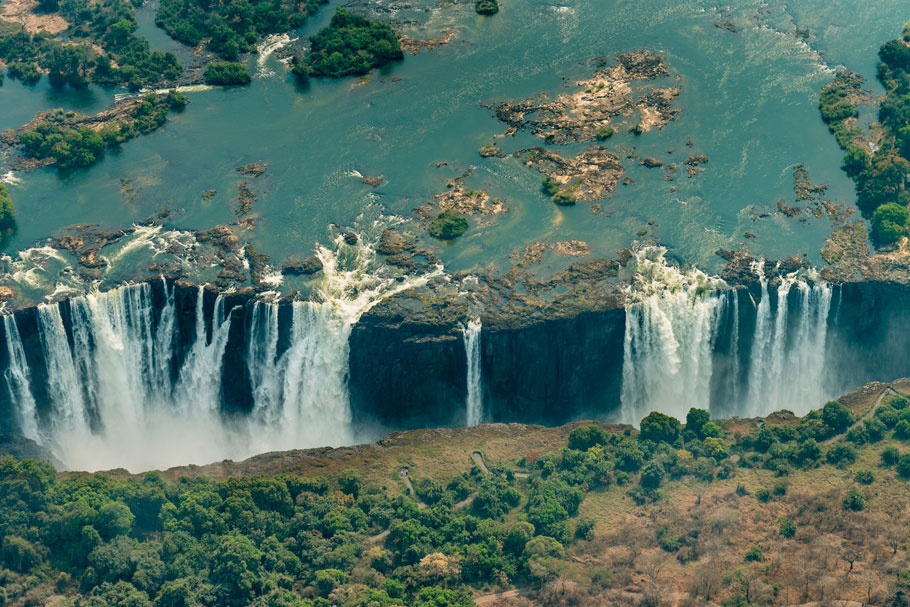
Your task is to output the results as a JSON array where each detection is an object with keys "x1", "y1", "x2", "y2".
[
  {"x1": 293, "y1": 9, "x2": 403, "y2": 79},
  {"x1": 155, "y1": 0, "x2": 327, "y2": 60},
  {"x1": 475, "y1": 0, "x2": 499, "y2": 16},
  {"x1": 0, "y1": 184, "x2": 16, "y2": 231},
  {"x1": 541, "y1": 177, "x2": 578, "y2": 206},
  {"x1": 0, "y1": 0, "x2": 182, "y2": 90},
  {"x1": 819, "y1": 24, "x2": 910, "y2": 245},
  {"x1": 5, "y1": 384, "x2": 910, "y2": 606},
  {"x1": 204, "y1": 62, "x2": 252, "y2": 86},
  {"x1": 19, "y1": 92, "x2": 188, "y2": 171},
  {"x1": 427, "y1": 209, "x2": 468, "y2": 240}
]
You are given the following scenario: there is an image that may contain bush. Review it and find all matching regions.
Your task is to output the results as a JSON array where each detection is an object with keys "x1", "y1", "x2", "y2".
[
  {"x1": 843, "y1": 489, "x2": 866, "y2": 511},
  {"x1": 883, "y1": 446, "x2": 900, "y2": 466},
  {"x1": 744, "y1": 546, "x2": 763, "y2": 562},
  {"x1": 898, "y1": 453, "x2": 910, "y2": 478},
  {"x1": 0, "y1": 185, "x2": 15, "y2": 230},
  {"x1": 574, "y1": 518, "x2": 595, "y2": 541},
  {"x1": 855, "y1": 470, "x2": 875, "y2": 485},
  {"x1": 552, "y1": 190, "x2": 577, "y2": 206},
  {"x1": 639, "y1": 463, "x2": 664, "y2": 489},
  {"x1": 640, "y1": 412, "x2": 681, "y2": 444},
  {"x1": 338, "y1": 469, "x2": 362, "y2": 497},
  {"x1": 567, "y1": 426, "x2": 608, "y2": 451},
  {"x1": 871, "y1": 202, "x2": 909, "y2": 244},
  {"x1": 475, "y1": 0, "x2": 499, "y2": 14},
  {"x1": 595, "y1": 126, "x2": 614, "y2": 140},
  {"x1": 686, "y1": 408, "x2": 710, "y2": 436},
  {"x1": 826, "y1": 443, "x2": 856, "y2": 468},
  {"x1": 428, "y1": 209, "x2": 468, "y2": 240},
  {"x1": 7, "y1": 61, "x2": 40, "y2": 84},
  {"x1": 821, "y1": 401, "x2": 854, "y2": 435},
  {"x1": 204, "y1": 62, "x2": 251, "y2": 86},
  {"x1": 756, "y1": 488, "x2": 770, "y2": 503},
  {"x1": 541, "y1": 177, "x2": 560, "y2": 197},
  {"x1": 778, "y1": 518, "x2": 796, "y2": 539}
]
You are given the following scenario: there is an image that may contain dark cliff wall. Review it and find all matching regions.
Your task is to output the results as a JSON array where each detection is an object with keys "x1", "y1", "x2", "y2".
[{"x1": 347, "y1": 307, "x2": 627, "y2": 430}]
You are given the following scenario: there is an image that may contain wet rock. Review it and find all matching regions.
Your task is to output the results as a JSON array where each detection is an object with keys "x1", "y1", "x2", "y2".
[
  {"x1": 519, "y1": 146, "x2": 624, "y2": 201},
  {"x1": 235, "y1": 162, "x2": 268, "y2": 177},
  {"x1": 0, "y1": 287, "x2": 15, "y2": 301},
  {"x1": 344, "y1": 232, "x2": 359, "y2": 245},
  {"x1": 376, "y1": 229, "x2": 415, "y2": 256},
  {"x1": 641, "y1": 157, "x2": 663, "y2": 168},
  {"x1": 281, "y1": 256, "x2": 323, "y2": 276},
  {"x1": 360, "y1": 175, "x2": 383, "y2": 187}
]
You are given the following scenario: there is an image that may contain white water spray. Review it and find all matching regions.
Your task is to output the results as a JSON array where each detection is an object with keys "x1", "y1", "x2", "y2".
[{"x1": 462, "y1": 317, "x2": 482, "y2": 427}]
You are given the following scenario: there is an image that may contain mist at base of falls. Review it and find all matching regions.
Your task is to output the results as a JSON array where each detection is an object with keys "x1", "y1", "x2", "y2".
[{"x1": 3, "y1": 244, "x2": 909, "y2": 472}]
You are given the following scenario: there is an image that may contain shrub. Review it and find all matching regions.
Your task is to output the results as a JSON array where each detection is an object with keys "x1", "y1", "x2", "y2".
[
  {"x1": 552, "y1": 190, "x2": 577, "y2": 206},
  {"x1": 338, "y1": 469, "x2": 362, "y2": 497},
  {"x1": 876, "y1": 406, "x2": 899, "y2": 428},
  {"x1": 898, "y1": 453, "x2": 910, "y2": 478},
  {"x1": 686, "y1": 408, "x2": 710, "y2": 436},
  {"x1": 744, "y1": 546, "x2": 763, "y2": 562},
  {"x1": 882, "y1": 446, "x2": 900, "y2": 466},
  {"x1": 773, "y1": 481, "x2": 788, "y2": 496},
  {"x1": 475, "y1": 0, "x2": 499, "y2": 15},
  {"x1": 895, "y1": 419, "x2": 910, "y2": 439},
  {"x1": 595, "y1": 126, "x2": 614, "y2": 140},
  {"x1": 864, "y1": 418, "x2": 886, "y2": 442},
  {"x1": 843, "y1": 489, "x2": 866, "y2": 511},
  {"x1": 639, "y1": 463, "x2": 663, "y2": 489},
  {"x1": 871, "y1": 202, "x2": 909, "y2": 244},
  {"x1": 0, "y1": 184, "x2": 15, "y2": 230},
  {"x1": 826, "y1": 443, "x2": 856, "y2": 468},
  {"x1": 756, "y1": 488, "x2": 770, "y2": 503},
  {"x1": 640, "y1": 412, "x2": 681, "y2": 444},
  {"x1": 855, "y1": 470, "x2": 875, "y2": 485},
  {"x1": 7, "y1": 61, "x2": 41, "y2": 84},
  {"x1": 778, "y1": 518, "x2": 796, "y2": 538},
  {"x1": 567, "y1": 425, "x2": 608, "y2": 451},
  {"x1": 735, "y1": 484, "x2": 749, "y2": 496},
  {"x1": 541, "y1": 177, "x2": 560, "y2": 197},
  {"x1": 203, "y1": 62, "x2": 251, "y2": 86},
  {"x1": 428, "y1": 209, "x2": 468, "y2": 240},
  {"x1": 821, "y1": 401, "x2": 854, "y2": 435},
  {"x1": 574, "y1": 518, "x2": 596, "y2": 541}
]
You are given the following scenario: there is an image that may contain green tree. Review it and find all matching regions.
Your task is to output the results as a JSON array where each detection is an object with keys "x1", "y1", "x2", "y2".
[{"x1": 640, "y1": 412, "x2": 681, "y2": 443}]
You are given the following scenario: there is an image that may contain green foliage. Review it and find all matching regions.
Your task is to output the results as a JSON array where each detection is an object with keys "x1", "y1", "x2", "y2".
[
  {"x1": 595, "y1": 126, "x2": 614, "y2": 140},
  {"x1": 7, "y1": 61, "x2": 40, "y2": 84},
  {"x1": 826, "y1": 443, "x2": 857, "y2": 468},
  {"x1": 302, "y1": 9, "x2": 403, "y2": 78},
  {"x1": 744, "y1": 545, "x2": 763, "y2": 562},
  {"x1": 898, "y1": 453, "x2": 910, "y2": 478},
  {"x1": 156, "y1": 0, "x2": 326, "y2": 60},
  {"x1": 883, "y1": 446, "x2": 900, "y2": 466},
  {"x1": 204, "y1": 62, "x2": 251, "y2": 86},
  {"x1": 843, "y1": 489, "x2": 866, "y2": 511},
  {"x1": 475, "y1": 0, "x2": 499, "y2": 15},
  {"x1": 821, "y1": 401, "x2": 854, "y2": 434},
  {"x1": 567, "y1": 425, "x2": 608, "y2": 451},
  {"x1": 541, "y1": 177, "x2": 560, "y2": 197},
  {"x1": 0, "y1": 184, "x2": 15, "y2": 230},
  {"x1": 778, "y1": 518, "x2": 796, "y2": 538},
  {"x1": 855, "y1": 469, "x2": 875, "y2": 485},
  {"x1": 686, "y1": 408, "x2": 710, "y2": 435},
  {"x1": 18, "y1": 96, "x2": 182, "y2": 172},
  {"x1": 639, "y1": 411, "x2": 681, "y2": 444},
  {"x1": 639, "y1": 463, "x2": 663, "y2": 489},
  {"x1": 551, "y1": 190, "x2": 577, "y2": 206},
  {"x1": 871, "y1": 202, "x2": 909, "y2": 244},
  {"x1": 428, "y1": 209, "x2": 468, "y2": 240}
]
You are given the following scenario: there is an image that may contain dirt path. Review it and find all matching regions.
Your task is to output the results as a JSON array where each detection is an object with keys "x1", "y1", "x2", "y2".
[
  {"x1": 822, "y1": 386, "x2": 896, "y2": 446},
  {"x1": 398, "y1": 467, "x2": 427, "y2": 509},
  {"x1": 473, "y1": 587, "x2": 533, "y2": 604},
  {"x1": 472, "y1": 451, "x2": 490, "y2": 474}
]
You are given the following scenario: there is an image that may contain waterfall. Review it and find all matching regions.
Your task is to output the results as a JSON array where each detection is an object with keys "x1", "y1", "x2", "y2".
[
  {"x1": 619, "y1": 247, "x2": 726, "y2": 425},
  {"x1": 1, "y1": 213, "x2": 443, "y2": 472},
  {"x1": 463, "y1": 317, "x2": 483, "y2": 427},
  {"x1": 3, "y1": 315, "x2": 39, "y2": 441},
  {"x1": 619, "y1": 248, "x2": 835, "y2": 425}
]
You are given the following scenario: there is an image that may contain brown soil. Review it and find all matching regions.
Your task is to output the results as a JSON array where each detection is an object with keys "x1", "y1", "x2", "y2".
[
  {"x1": 1, "y1": 0, "x2": 69, "y2": 34},
  {"x1": 518, "y1": 146, "x2": 625, "y2": 202}
]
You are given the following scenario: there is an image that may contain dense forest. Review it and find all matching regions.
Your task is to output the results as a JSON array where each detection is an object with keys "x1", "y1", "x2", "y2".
[
  {"x1": 155, "y1": 0, "x2": 327, "y2": 60},
  {"x1": 819, "y1": 25, "x2": 910, "y2": 245},
  {"x1": 0, "y1": 0, "x2": 181, "y2": 90},
  {"x1": 4, "y1": 385, "x2": 910, "y2": 607},
  {"x1": 293, "y1": 8, "x2": 403, "y2": 79}
]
